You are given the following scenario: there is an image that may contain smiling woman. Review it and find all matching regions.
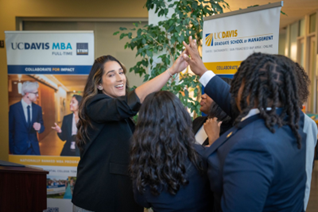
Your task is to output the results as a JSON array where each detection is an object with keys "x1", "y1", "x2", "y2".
[
  {"x1": 51, "y1": 95, "x2": 82, "y2": 156},
  {"x1": 72, "y1": 54, "x2": 187, "y2": 212},
  {"x1": 98, "y1": 60, "x2": 127, "y2": 98}
]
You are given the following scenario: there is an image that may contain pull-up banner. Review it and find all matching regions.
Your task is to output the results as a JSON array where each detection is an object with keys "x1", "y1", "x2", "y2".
[
  {"x1": 5, "y1": 31, "x2": 94, "y2": 212},
  {"x1": 203, "y1": 1, "x2": 283, "y2": 76},
  {"x1": 5, "y1": 31, "x2": 94, "y2": 75}
]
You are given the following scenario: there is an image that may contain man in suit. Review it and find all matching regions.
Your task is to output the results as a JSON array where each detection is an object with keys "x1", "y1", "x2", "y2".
[
  {"x1": 183, "y1": 37, "x2": 307, "y2": 212},
  {"x1": 9, "y1": 81, "x2": 45, "y2": 155}
]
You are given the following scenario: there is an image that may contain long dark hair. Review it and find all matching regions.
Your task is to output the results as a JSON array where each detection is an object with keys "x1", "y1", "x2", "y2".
[
  {"x1": 77, "y1": 55, "x2": 127, "y2": 149},
  {"x1": 276, "y1": 56, "x2": 310, "y2": 107},
  {"x1": 208, "y1": 77, "x2": 232, "y2": 125},
  {"x1": 293, "y1": 62, "x2": 310, "y2": 106},
  {"x1": 130, "y1": 91, "x2": 203, "y2": 196},
  {"x1": 230, "y1": 53, "x2": 304, "y2": 148},
  {"x1": 72, "y1": 94, "x2": 83, "y2": 105}
]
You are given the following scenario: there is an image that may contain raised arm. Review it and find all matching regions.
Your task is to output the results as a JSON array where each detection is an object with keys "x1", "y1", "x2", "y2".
[
  {"x1": 204, "y1": 75, "x2": 236, "y2": 118},
  {"x1": 182, "y1": 36, "x2": 236, "y2": 118},
  {"x1": 135, "y1": 53, "x2": 188, "y2": 103},
  {"x1": 87, "y1": 53, "x2": 188, "y2": 123}
]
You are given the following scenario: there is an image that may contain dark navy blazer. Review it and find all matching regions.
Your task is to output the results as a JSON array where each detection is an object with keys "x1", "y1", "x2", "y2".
[
  {"x1": 9, "y1": 101, "x2": 45, "y2": 155},
  {"x1": 133, "y1": 145, "x2": 214, "y2": 212},
  {"x1": 204, "y1": 76, "x2": 307, "y2": 212}
]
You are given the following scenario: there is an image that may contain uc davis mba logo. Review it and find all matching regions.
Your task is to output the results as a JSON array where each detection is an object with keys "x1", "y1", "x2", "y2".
[
  {"x1": 77, "y1": 43, "x2": 88, "y2": 55},
  {"x1": 205, "y1": 33, "x2": 214, "y2": 46}
]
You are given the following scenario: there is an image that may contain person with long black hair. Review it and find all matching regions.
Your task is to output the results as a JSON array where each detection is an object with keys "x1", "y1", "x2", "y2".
[
  {"x1": 130, "y1": 91, "x2": 213, "y2": 212},
  {"x1": 72, "y1": 54, "x2": 187, "y2": 212},
  {"x1": 182, "y1": 36, "x2": 308, "y2": 212}
]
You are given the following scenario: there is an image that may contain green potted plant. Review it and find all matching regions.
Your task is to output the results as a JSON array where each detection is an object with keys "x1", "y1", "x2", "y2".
[{"x1": 114, "y1": 0, "x2": 229, "y2": 118}]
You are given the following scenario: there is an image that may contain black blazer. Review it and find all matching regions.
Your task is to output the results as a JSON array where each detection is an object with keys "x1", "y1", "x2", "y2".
[
  {"x1": 72, "y1": 91, "x2": 143, "y2": 212},
  {"x1": 57, "y1": 113, "x2": 80, "y2": 156},
  {"x1": 133, "y1": 145, "x2": 213, "y2": 212}
]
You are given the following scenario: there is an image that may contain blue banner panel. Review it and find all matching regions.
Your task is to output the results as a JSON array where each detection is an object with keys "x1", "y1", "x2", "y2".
[{"x1": 8, "y1": 65, "x2": 92, "y2": 75}]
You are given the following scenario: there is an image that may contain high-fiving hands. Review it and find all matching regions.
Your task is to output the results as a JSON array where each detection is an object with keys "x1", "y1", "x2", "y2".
[
  {"x1": 169, "y1": 50, "x2": 189, "y2": 75},
  {"x1": 182, "y1": 36, "x2": 208, "y2": 77},
  {"x1": 169, "y1": 36, "x2": 208, "y2": 76}
]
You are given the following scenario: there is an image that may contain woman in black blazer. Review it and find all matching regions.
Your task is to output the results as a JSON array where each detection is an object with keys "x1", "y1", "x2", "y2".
[
  {"x1": 52, "y1": 95, "x2": 82, "y2": 156},
  {"x1": 130, "y1": 91, "x2": 213, "y2": 212},
  {"x1": 193, "y1": 78, "x2": 233, "y2": 146},
  {"x1": 72, "y1": 55, "x2": 188, "y2": 212}
]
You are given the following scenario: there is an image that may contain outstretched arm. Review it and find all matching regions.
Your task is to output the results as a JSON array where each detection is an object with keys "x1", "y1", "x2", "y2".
[
  {"x1": 182, "y1": 36, "x2": 236, "y2": 118},
  {"x1": 135, "y1": 53, "x2": 188, "y2": 103},
  {"x1": 53, "y1": 117, "x2": 68, "y2": 141},
  {"x1": 87, "y1": 53, "x2": 189, "y2": 123}
]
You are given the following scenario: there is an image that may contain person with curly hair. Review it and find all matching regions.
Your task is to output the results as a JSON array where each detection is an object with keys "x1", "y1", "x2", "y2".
[
  {"x1": 130, "y1": 91, "x2": 214, "y2": 212},
  {"x1": 182, "y1": 36, "x2": 308, "y2": 212},
  {"x1": 72, "y1": 54, "x2": 187, "y2": 212}
]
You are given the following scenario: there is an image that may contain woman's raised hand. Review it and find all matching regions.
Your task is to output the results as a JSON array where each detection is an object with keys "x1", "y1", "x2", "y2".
[
  {"x1": 182, "y1": 36, "x2": 208, "y2": 77},
  {"x1": 52, "y1": 122, "x2": 62, "y2": 133},
  {"x1": 169, "y1": 51, "x2": 189, "y2": 75}
]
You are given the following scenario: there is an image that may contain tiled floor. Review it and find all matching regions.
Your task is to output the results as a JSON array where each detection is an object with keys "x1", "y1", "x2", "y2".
[{"x1": 307, "y1": 160, "x2": 318, "y2": 212}]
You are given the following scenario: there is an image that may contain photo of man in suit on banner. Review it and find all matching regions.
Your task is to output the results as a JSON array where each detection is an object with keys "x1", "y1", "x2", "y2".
[
  {"x1": 9, "y1": 81, "x2": 45, "y2": 155},
  {"x1": 8, "y1": 74, "x2": 87, "y2": 156}
]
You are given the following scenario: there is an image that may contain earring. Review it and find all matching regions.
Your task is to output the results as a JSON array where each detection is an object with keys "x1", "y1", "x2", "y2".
[{"x1": 98, "y1": 86, "x2": 103, "y2": 91}]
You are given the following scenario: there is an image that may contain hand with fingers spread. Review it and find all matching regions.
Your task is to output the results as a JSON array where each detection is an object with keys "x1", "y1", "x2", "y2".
[
  {"x1": 52, "y1": 122, "x2": 62, "y2": 133},
  {"x1": 169, "y1": 51, "x2": 189, "y2": 75},
  {"x1": 182, "y1": 36, "x2": 208, "y2": 77},
  {"x1": 203, "y1": 117, "x2": 222, "y2": 146}
]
